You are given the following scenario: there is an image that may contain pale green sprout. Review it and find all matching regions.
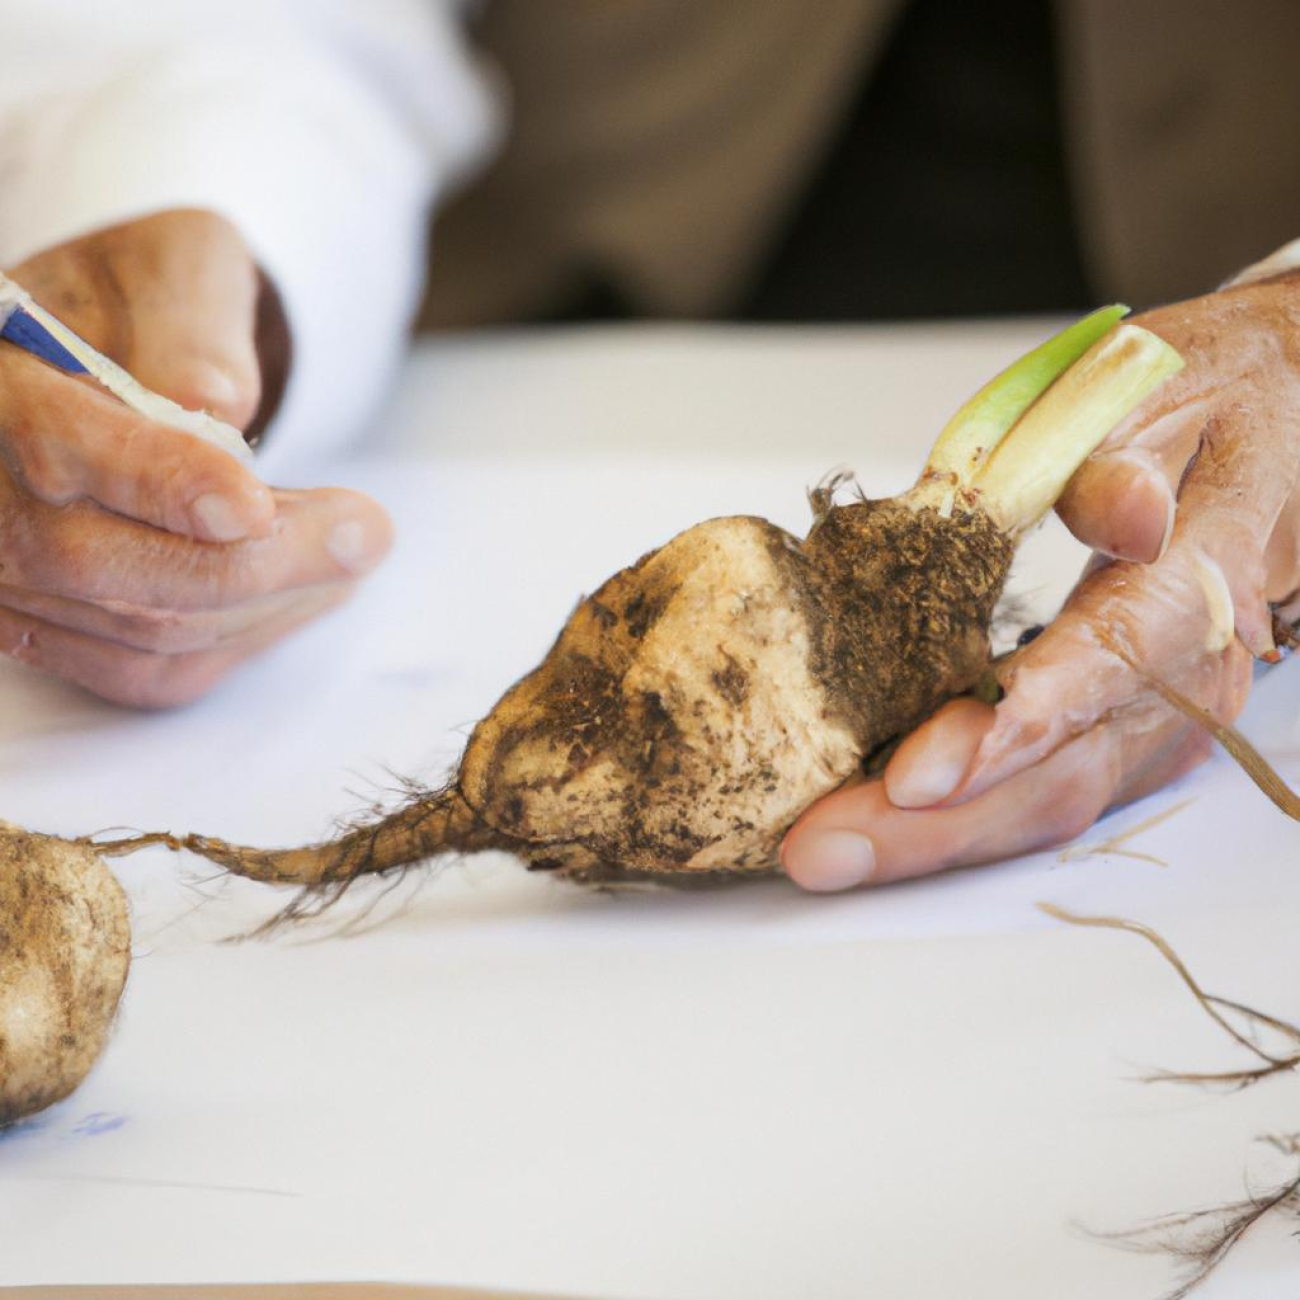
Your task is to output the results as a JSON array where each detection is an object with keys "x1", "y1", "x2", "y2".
[
  {"x1": 926, "y1": 303, "x2": 1129, "y2": 483},
  {"x1": 912, "y1": 305, "x2": 1185, "y2": 536}
]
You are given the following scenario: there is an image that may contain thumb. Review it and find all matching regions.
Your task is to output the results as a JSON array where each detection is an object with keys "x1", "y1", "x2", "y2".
[{"x1": 116, "y1": 210, "x2": 264, "y2": 431}]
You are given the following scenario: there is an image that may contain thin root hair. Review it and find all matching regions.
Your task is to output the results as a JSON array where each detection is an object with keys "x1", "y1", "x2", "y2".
[{"x1": 1091, "y1": 1163, "x2": 1300, "y2": 1300}]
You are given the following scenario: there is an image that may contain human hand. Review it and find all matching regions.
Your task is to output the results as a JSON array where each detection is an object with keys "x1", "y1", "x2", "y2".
[
  {"x1": 782, "y1": 276, "x2": 1300, "y2": 890},
  {"x1": 0, "y1": 209, "x2": 392, "y2": 707}
]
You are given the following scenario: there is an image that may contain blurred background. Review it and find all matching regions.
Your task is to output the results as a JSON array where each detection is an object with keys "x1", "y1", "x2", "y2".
[{"x1": 419, "y1": 0, "x2": 1300, "y2": 330}]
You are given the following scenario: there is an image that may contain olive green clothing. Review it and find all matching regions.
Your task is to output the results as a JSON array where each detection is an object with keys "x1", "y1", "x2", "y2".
[{"x1": 421, "y1": 0, "x2": 1300, "y2": 327}]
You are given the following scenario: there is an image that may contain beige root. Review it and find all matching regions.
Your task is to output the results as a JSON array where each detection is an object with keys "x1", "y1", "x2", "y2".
[
  {"x1": 104, "y1": 316, "x2": 1182, "y2": 894},
  {"x1": 0, "y1": 823, "x2": 130, "y2": 1125}
]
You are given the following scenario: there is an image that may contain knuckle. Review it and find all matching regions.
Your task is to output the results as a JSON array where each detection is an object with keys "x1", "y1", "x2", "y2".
[
  {"x1": 1048, "y1": 793, "x2": 1107, "y2": 849},
  {"x1": 1044, "y1": 753, "x2": 1116, "y2": 848},
  {"x1": 106, "y1": 655, "x2": 220, "y2": 711},
  {"x1": 10, "y1": 433, "x2": 81, "y2": 505}
]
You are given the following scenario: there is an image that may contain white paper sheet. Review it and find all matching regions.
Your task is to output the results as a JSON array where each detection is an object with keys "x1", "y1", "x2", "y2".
[{"x1": 2, "y1": 324, "x2": 1298, "y2": 1298}]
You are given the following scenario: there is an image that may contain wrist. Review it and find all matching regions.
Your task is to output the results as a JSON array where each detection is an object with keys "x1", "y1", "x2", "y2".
[{"x1": 245, "y1": 266, "x2": 291, "y2": 449}]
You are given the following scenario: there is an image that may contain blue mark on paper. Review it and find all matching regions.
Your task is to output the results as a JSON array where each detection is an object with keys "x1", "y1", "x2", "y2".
[
  {"x1": 71, "y1": 1112, "x2": 128, "y2": 1137},
  {"x1": 0, "y1": 1111, "x2": 128, "y2": 1143}
]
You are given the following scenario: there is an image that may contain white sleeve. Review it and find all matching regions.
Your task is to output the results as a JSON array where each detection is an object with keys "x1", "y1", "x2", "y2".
[
  {"x1": 1222, "y1": 239, "x2": 1300, "y2": 290},
  {"x1": 0, "y1": 0, "x2": 500, "y2": 466}
]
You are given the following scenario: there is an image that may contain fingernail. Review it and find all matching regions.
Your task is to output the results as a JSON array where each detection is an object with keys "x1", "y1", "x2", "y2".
[
  {"x1": 783, "y1": 829, "x2": 876, "y2": 892},
  {"x1": 1112, "y1": 458, "x2": 1175, "y2": 563},
  {"x1": 886, "y1": 752, "x2": 969, "y2": 809},
  {"x1": 327, "y1": 519, "x2": 383, "y2": 574},
  {"x1": 191, "y1": 362, "x2": 240, "y2": 405},
  {"x1": 191, "y1": 492, "x2": 247, "y2": 542}
]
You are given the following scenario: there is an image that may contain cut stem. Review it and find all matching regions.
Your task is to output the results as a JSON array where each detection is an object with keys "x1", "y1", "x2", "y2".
[
  {"x1": 973, "y1": 322, "x2": 1184, "y2": 535},
  {"x1": 924, "y1": 304, "x2": 1129, "y2": 486}
]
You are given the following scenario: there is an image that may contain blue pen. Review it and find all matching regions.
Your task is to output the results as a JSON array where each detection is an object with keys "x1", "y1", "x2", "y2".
[{"x1": 0, "y1": 271, "x2": 253, "y2": 463}]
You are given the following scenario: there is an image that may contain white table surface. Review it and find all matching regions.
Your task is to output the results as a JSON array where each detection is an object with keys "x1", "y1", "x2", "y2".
[{"x1": 1, "y1": 323, "x2": 1298, "y2": 1299}]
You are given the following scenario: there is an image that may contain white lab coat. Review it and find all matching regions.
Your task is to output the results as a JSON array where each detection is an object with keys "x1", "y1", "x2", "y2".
[{"x1": 0, "y1": 1, "x2": 498, "y2": 461}]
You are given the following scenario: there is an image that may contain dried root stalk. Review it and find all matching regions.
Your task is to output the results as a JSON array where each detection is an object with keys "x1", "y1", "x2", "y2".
[
  {"x1": 1044, "y1": 906, "x2": 1300, "y2": 1296},
  {"x1": 1103, "y1": 639, "x2": 1300, "y2": 821},
  {"x1": 1100, "y1": 1147, "x2": 1300, "y2": 1300},
  {"x1": 1041, "y1": 905, "x2": 1300, "y2": 1089}
]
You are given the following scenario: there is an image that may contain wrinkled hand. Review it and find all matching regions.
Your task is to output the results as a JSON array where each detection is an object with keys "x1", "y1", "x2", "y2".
[
  {"x1": 0, "y1": 209, "x2": 391, "y2": 708},
  {"x1": 783, "y1": 276, "x2": 1300, "y2": 890}
]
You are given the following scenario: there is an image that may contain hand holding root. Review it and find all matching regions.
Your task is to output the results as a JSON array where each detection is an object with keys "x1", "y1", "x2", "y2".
[
  {"x1": 783, "y1": 276, "x2": 1300, "y2": 890},
  {"x1": 103, "y1": 310, "x2": 1181, "y2": 895}
]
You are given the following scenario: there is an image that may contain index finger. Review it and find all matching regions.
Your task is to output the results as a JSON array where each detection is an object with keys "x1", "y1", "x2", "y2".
[
  {"x1": 2, "y1": 483, "x2": 393, "y2": 612},
  {"x1": 0, "y1": 345, "x2": 273, "y2": 541}
]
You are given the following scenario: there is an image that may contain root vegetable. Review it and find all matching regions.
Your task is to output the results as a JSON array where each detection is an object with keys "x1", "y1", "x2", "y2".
[
  {"x1": 0, "y1": 823, "x2": 129, "y2": 1125},
  {"x1": 114, "y1": 310, "x2": 1182, "y2": 891}
]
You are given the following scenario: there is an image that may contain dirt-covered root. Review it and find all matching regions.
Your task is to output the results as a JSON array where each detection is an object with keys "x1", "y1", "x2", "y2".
[
  {"x1": 459, "y1": 506, "x2": 1013, "y2": 878},
  {"x1": 0, "y1": 823, "x2": 130, "y2": 1126},
  {"x1": 99, "y1": 317, "x2": 1184, "y2": 897},
  {"x1": 108, "y1": 506, "x2": 1017, "y2": 892},
  {"x1": 102, "y1": 787, "x2": 506, "y2": 887}
]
